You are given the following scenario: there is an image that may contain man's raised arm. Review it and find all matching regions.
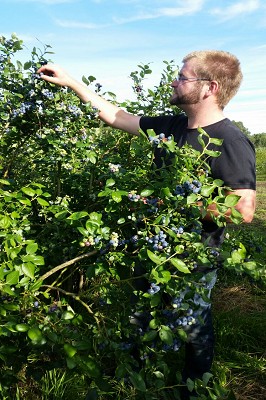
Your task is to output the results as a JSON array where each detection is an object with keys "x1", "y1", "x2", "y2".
[{"x1": 37, "y1": 64, "x2": 141, "y2": 136}]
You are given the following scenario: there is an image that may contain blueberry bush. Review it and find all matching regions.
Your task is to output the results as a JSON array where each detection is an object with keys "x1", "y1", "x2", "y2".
[{"x1": 0, "y1": 34, "x2": 264, "y2": 399}]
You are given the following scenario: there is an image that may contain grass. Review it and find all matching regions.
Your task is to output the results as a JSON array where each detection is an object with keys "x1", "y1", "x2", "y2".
[{"x1": 212, "y1": 180, "x2": 266, "y2": 400}]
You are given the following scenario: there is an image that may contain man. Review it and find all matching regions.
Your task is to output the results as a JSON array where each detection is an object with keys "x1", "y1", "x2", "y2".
[{"x1": 38, "y1": 50, "x2": 256, "y2": 398}]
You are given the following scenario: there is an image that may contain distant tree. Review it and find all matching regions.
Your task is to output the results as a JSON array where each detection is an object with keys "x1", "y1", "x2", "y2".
[
  {"x1": 251, "y1": 133, "x2": 266, "y2": 148},
  {"x1": 232, "y1": 120, "x2": 251, "y2": 137}
]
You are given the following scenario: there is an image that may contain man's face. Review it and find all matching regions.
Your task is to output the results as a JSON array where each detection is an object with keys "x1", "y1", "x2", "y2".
[{"x1": 169, "y1": 61, "x2": 204, "y2": 107}]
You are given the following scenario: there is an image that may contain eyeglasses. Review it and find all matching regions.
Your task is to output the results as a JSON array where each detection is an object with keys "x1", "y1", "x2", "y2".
[{"x1": 174, "y1": 75, "x2": 211, "y2": 82}]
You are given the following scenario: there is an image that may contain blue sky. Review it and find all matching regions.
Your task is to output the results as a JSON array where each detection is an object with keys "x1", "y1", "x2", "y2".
[{"x1": 1, "y1": 0, "x2": 266, "y2": 134}]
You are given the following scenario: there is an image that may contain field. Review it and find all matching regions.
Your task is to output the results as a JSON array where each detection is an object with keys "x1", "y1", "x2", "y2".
[{"x1": 213, "y1": 180, "x2": 266, "y2": 400}]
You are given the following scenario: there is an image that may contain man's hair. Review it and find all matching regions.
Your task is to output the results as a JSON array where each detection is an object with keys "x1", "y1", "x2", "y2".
[{"x1": 182, "y1": 50, "x2": 243, "y2": 109}]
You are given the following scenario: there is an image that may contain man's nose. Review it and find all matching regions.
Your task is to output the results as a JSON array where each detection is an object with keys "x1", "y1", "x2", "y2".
[{"x1": 171, "y1": 79, "x2": 178, "y2": 87}]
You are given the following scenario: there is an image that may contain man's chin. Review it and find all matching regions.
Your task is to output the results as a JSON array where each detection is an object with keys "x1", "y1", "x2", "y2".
[
  {"x1": 169, "y1": 98, "x2": 183, "y2": 107},
  {"x1": 169, "y1": 96, "x2": 179, "y2": 106}
]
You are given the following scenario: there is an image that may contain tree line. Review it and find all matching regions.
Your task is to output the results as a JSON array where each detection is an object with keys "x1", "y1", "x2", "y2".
[{"x1": 232, "y1": 120, "x2": 266, "y2": 147}]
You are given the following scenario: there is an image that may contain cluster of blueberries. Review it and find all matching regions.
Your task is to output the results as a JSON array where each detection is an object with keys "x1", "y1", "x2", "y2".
[
  {"x1": 128, "y1": 192, "x2": 161, "y2": 214},
  {"x1": 146, "y1": 230, "x2": 169, "y2": 252},
  {"x1": 170, "y1": 225, "x2": 185, "y2": 235},
  {"x1": 148, "y1": 133, "x2": 172, "y2": 146},
  {"x1": 161, "y1": 299, "x2": 197, "y2": 330},
  {"x1": 128, "y1": 192, "x2": 141, "y2": 202},
  {"x1": 41, "y1": 88, "x2": 55, "y2": 100},
  {"x1": 12, "y1": 101, "x2": 34, "y2": 118},
  {"x1": 174, "y1": 180, "x2": 202, "y2": 196},
  {"x1": 147, "y1": 282, "x2": 161, "y2": 295},
  {"x1": 145, "y1": 197, "x2": 160, "y2": 213},
  {"x1": 67, "y1": 104, "x2": 83, "y2": 117}
]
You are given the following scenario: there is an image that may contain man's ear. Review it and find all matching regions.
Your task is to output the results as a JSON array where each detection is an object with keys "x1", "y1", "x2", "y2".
[
  {"x1": 203, "y1": 80, "x2": 218, "y2": 99},
  {"x1": 208, "y1": 80, "x2": 219, "y2": 94}
]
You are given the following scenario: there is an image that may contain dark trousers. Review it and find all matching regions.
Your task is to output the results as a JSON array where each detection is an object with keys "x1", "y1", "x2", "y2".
[
  {"x1": 132, "y1": 264, "x2": 216, "y2": 399},
  {"x1": 180, "y1": 306, "x2": 214, "y2": 399},
  {"x1": 183, "y1": 306, "x2": 215, "y2": 381}
]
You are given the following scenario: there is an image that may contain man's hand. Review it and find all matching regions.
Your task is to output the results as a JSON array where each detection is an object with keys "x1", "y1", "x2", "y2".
[{"x1": 37, "y1": 64, "x2": 75, "y2": 87}]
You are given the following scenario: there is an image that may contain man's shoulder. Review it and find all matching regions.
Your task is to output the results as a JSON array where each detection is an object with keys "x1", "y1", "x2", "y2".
[{"x1": 205, "y1": 118, "x2": 248, "y2": 140}]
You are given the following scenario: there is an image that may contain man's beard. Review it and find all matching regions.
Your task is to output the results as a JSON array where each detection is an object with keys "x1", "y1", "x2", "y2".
[{"x1": 169, "y1": 88, "x2": 201, "y2": 106}]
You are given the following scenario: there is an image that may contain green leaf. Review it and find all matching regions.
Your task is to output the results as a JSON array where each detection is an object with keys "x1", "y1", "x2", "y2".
[
  {"x1": 213, "y1": 179, "x2": 224, "y2": 187},
  {"x1": 32, "y1": 255, "x2": 45, "y2": 265},
  {"x1": 61, "y1": 311, "x2": 75, "y2": 320},
  {"x1": 147, "y1": 249, "x2": 163, "y2": 265},
  {"x1": 18, "y1": 198, "x2": 31, "y2": 206},
  {"x1": 170, "y1": 258, "x2": 190, "y2": 274},
  {"x1": 87, "y1": 152, "x2": 97, "y2": 164},
  {"x1": 64, "y1": 343, "x2": 77, "y2": 358},
  {"x1": 140, "y1": 188, "x2": 154, "y2": 197},
  {"x1": 28, "y1": 327, "x2": 43, "y2": 341},
  {"x1": 83, "y1": 357, "x2": 101, "y2": 378},
  {"x1": 37, "y1": 197, "x2": 50, "y2": 206},
  {"x1": 105, "y1": 178, "x2": 115, "y2": 187},
  {"x1": 68, "y1": 211, "x2": 88, "y2": 220},
  {"x1": 200, "y1": 185, "x2": 216, "y2": 197},
  {"x1": 202, "y1": 372, "x2": 213, "y2": 386},
  {"x1": 186, "y1": 378, "x2": 194, "y2": 392},
  {"x1": 5, "y1": 271, "x2": 19, "y2": 285},
  {"x1": 224, "y1": 194, "x2": 240, "y2": 207},
  {"x1": 153, "y1": 371, "x2": 164, "y2": 380},
  {"x1": 205, "y1": 149, "x2": 221, "y2": 158},
  {"x1": 149, "y1": 318, "x2": 160, "y2": 329},
  {"x1": 85, "y1": 220, "x2": 99, "y2": 233},
  {"x1": 29, "y1": 280, "x2": 43, "y2": 292},
  {"x1": 2, "y1": 285, "x2": 15, "y2": 296},
  {"x1": 209, "y1": 137, "x2": 223, "y2": 146},
  {"x1": 150, "y1": 292, "x2": 161, "y2": 307},
  {"x1": 243, "y1": 261, "x2": 257, "y2": 270},
  {"x1": 26, "y1": 243, "x2": 38, "y2": 255},
  {"x1": 55, "y1": 211, "x2": 69, "y2": 220},
  {"x1": 161, "y1": 187, "x2": 174, "y2": 198},
  {"x1": 22, "y1": 263, "x2": 35, "y2": 279},
  {"x1": 77, "y1": 227, "x2": 88, "y2": 236},
  {"x1": 186, "y1": 193, "x2": 198, "y2": 204},
  {"x1": 111, "y1": 191, "x2": 122, "y2": 203},
  {"x1": 89, "y1": 212, "x2": 102, "y2": 223},
  {"x1": 24, "y1": 61, "x2": 32, "y2": 69},
  {"x1": 21, "y1": 187, "x2": 36, "y2": 196},
  {"x1": 142, "y1": 330, "x2": 158, "y2": 342},
  {"x1": 164, "y1": 139, "x2": 176, "y2": 152},
  {"x1": 159, "y1": 325, "x2": 174, "y2": 345},
  {"x1": 66, "y1": 357, "x2": 77, "y2": 369},
  {"x1": 129, "y1": 371, "x2": 146, "y2": 392},
  {"x1": 0, "y1": 179, "x2": 10, "y2": 185},
  {"x1": 0, "y1": 215, "x2": 12, "y2": 229},
  {"x1": 197, "y1": 133, "x2": 206, "y2": 148},
  {"x1": 15, "y1": 323, "x2": 29, "y2": 332},
  {"x1": 151, "y1": 268, "x2": 171, "y2": 283},
  {"x1": 3, "y1": 303, "x2": 19, "y2": 311}
]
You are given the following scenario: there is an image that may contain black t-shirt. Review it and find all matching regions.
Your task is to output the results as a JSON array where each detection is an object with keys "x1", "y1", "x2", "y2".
[{"x1": 139, "y1": 114, "x2": 256, "y2": 246}]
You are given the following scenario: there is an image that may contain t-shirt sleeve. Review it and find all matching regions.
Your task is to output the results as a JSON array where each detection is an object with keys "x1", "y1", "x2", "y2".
[
  {"x1": 139, "y1": 116, "x2": 167, "y2": 134},
  {"x1": 210, "y1": 137, "x2": 256, "y2": 190}
]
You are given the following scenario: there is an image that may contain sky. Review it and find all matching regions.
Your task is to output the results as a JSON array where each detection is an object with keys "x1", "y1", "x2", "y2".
[{"x1": 1, "y1": 0, "x2": 266, "y2": 134}]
